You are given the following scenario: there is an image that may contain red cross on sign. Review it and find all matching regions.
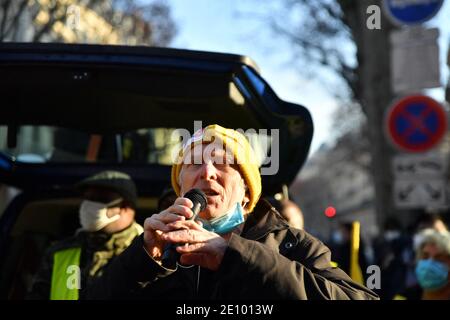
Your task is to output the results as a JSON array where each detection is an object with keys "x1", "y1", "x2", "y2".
[{"x1": 385, "y1": 95, "x2": 448, "y2": 153}]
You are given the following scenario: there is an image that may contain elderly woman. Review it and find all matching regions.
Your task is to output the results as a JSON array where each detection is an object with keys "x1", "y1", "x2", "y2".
[
  {"x1": 85, "y1": 124, "x2": 378, "y2": 300},
  {"x1": 415, "y1": 228, "x2": 450, "y2": 300}
]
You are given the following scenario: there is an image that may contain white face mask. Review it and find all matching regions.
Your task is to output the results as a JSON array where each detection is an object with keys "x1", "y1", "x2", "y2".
[{"x1": 79, "y1": 198, "x2": 123, "y2": 232}]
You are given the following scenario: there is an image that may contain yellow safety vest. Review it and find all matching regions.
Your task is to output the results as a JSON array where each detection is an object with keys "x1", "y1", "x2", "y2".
[{"x1": 50, "y1": 247, "x2": 81, "y2": 300}]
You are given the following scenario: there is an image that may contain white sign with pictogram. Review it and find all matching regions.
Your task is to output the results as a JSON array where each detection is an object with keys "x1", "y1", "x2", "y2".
[
  {"x1": 390, "y1": 27, "x2": 440, "y2": 94},
  {"x1": 392, "y1": 153, "x2": 448, "y2": 209},
  {"x1": 394, "y1": 178, "x2": 446, "y2": 209},
  {"x1": 392, "y1": 154, "x2": 447, "y2": 178}
]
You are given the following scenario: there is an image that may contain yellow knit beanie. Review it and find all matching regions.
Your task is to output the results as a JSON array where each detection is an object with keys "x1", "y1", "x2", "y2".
[{"x1": 171, "y1": 124, "x2": 262, "y2": 212}]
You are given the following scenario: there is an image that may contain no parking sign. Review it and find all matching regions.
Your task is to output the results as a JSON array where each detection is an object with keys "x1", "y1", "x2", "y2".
[{"x1": 385, "y1": 95, "x2": 448, "y2": 153}]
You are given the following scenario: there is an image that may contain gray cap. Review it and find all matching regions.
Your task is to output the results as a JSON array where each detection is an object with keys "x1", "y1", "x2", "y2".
[{"x1": 76, "y1": 171, "x2": 137, "y2": 208}]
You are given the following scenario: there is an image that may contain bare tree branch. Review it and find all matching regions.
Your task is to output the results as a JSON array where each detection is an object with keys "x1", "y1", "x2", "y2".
[
  {"x1": 271, "y1": 17, "x2": 358, "y2": 101},
  {"x1": 0, "y1": 0, "x2": 176, "y2": 45},
  {"x1": 9, "y1": 0, "x2": 28, "y2": 41},
  {"x1": 32, "y1": 1, "x2": 64, "y2": 42},
  {"x1": 1, "y1": 0, "x2": 28, "y2": 41},
  {"x1": 265, "y1": 0, "x2": 399, "y2": 228},
  {"x1": 0, "y1": 0, "x2": 13, "y2": 41}
]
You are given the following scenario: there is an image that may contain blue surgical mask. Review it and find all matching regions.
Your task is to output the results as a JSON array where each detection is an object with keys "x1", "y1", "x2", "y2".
[
  {"x1": 198, "y1": 203, "x2": 245, "y2": 234},
  {"x1": 415, "y1": 259, "x2": 449, "y2": 290}
]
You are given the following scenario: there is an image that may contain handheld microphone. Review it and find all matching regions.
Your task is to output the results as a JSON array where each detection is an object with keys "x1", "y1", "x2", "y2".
[{"x1": 161, "y1": 188, "x2": 207, "y2": 269}]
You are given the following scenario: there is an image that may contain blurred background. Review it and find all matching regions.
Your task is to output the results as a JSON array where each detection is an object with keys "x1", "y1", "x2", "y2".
[{"x1": 1, "y1": 0, "x2": 450, "y2": 299}]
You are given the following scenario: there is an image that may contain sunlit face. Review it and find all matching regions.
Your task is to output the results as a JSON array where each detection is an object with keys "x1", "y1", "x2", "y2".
[{"x1": 179, "y1": 143, "x2": 249, "y2": 220}]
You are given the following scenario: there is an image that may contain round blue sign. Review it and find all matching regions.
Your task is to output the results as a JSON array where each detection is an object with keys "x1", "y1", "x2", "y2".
[
  {"x1": 385, "y1": 95, "x2": 447, "y2": 152},
  {"x1": 383, "y1": 0, "x2": 443, "y2": 25}
]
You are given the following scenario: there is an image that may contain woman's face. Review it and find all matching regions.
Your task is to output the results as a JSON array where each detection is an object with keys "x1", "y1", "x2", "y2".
[{"x1": 420, "y1": 243, "x2": 450, "y2": 268}]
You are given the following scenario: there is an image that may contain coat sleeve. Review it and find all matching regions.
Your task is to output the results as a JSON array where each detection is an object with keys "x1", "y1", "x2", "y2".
[
  {"x1": 26, "y1": 248, "x2": 54, "y2": 300},
  {"x1": 216, "y1": 232, "x2": 379, "y2": 300},
  {"x1": 84, "y1": 235, "x2": 175, "y2": 299}
]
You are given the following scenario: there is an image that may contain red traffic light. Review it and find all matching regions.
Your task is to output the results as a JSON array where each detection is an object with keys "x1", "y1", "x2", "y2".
[{"x1": 325, "y1": 206, "x2": 336, "y2": 218}]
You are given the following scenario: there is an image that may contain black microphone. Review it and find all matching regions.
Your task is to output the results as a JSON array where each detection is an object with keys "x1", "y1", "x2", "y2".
[{"x1": 161, "y1": 188, "x2": 207, "y2": 269}]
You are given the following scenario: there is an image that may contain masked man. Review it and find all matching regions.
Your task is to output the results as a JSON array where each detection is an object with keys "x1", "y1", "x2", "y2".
[
  {"x1": 86, "y1": 125, "x2": 378, "y2": 300},
  {"x1": 27, "y1": 171, "x2": 143, "y2": 300}
]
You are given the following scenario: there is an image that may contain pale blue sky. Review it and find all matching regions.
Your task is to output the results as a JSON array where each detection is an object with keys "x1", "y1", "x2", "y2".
[{"x1": 165, "y1": 0, "x2": 450, "y2": 155}]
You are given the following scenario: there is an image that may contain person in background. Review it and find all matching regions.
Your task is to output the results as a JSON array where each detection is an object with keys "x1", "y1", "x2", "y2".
[
  {"x1": 414, "y1": 228, "x2": 450, "y2": 300},
  {"x1": 267, "y1": 198, "x2": 304, "y2": 230},
  {"x1": 400, "y1": 212, "x2": 450, "y2": 299},
  {"x1": 330, "y1": 222, "x2": 369, "y2": 281},
  {"x1": 413, "y1": 213, "x2": 448, "y2": 248},
  {"x1": 27, "y1": 171, "x2": 143, "y2": 300},
  {"x1": 373, "y1": 217, "x2": 409, "y2": 299}
]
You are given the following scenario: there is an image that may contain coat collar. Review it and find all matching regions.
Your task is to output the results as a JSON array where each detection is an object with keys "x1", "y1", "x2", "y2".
[{"x1": 241, "y1": 199, "x2": 290, "y2": 241}]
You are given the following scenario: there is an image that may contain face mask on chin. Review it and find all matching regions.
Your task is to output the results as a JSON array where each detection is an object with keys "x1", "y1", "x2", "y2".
[
  {"x1": 79, "y1": 198, "x2": 123, "y2": 232},
  {"x1": 198, "y1": 202, "x2": 245, "y2": 235}
]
